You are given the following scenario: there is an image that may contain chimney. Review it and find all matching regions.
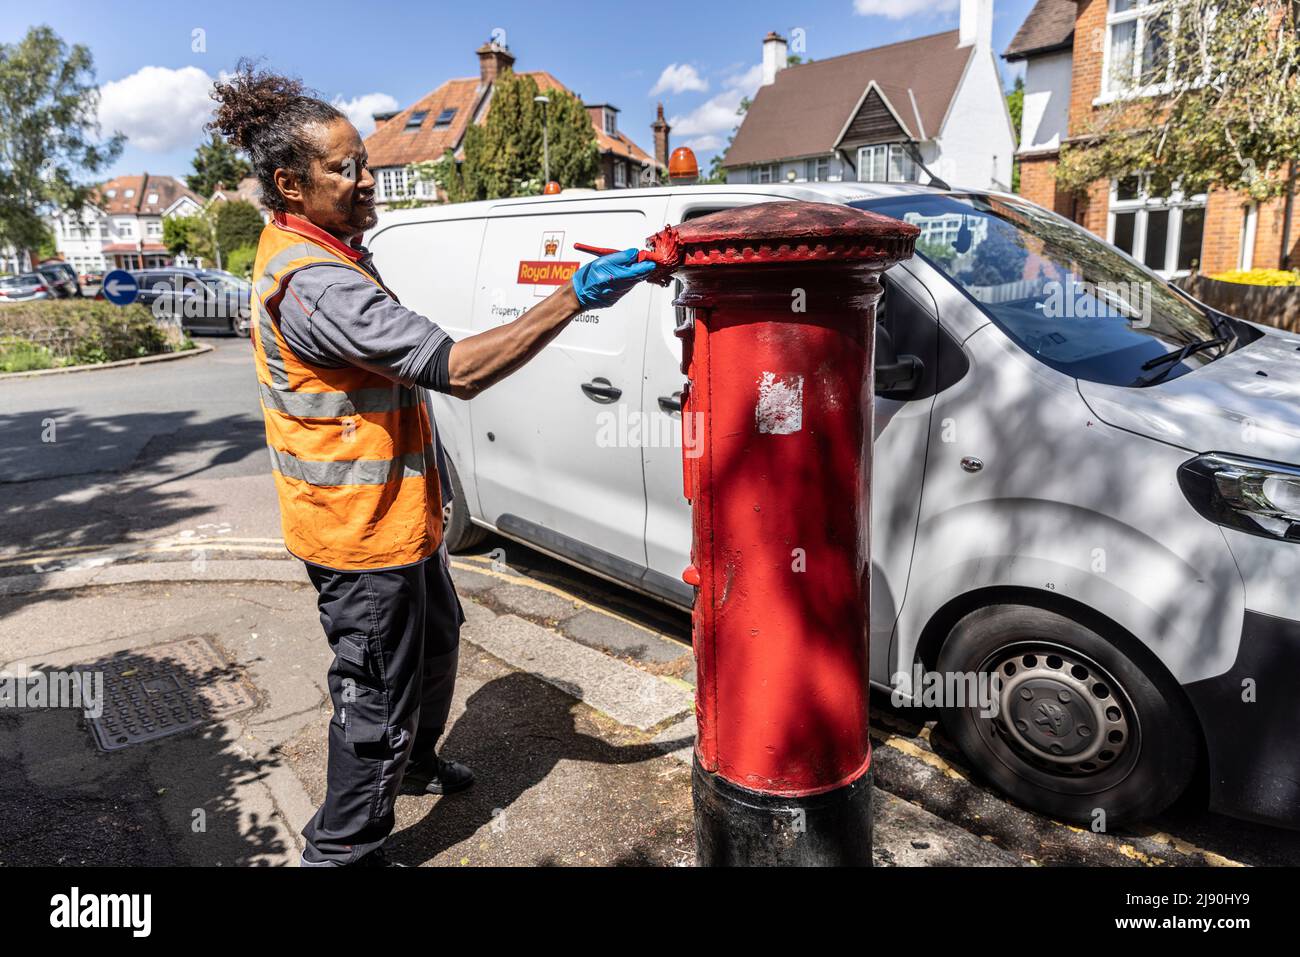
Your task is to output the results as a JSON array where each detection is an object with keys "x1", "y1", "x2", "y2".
[
  {"x1": 372, "y1": 110, "x2": 398, "y2": 131},
  {"x1": 761, "y1": 32, "x2": 788, "y2": 86},
  {"x1": 652, "y1": 103, "x2": 672, "y2": 172},
  {"x1": 959, "y1": 0, "x2": 993, "y2": 50},
  {"x1": 477, "y1": 40, "x2": 516, "y2": 85}
]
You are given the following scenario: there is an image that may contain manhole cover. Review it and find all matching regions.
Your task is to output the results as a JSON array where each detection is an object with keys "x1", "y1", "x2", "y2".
[{"x1": 76, "y1": 637, "x2": 257, "y2": 751}]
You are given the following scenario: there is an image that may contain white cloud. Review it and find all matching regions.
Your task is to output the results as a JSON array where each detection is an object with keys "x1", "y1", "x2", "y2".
[
  {"x1": 853, "y1": 0, "x2": 958, "y2": 19},
  {"x1": 97, "y1": 65, "x2": 216, "y2": 153},
  {"x1": 331, "y1": 92, "x2": 400, "y2": 137},
  {"x1": 650, "y1": 63, "x2": 708, "y2": 96},
  {"x1": 683, "y1": 134, "x2": 724, "y2": 151},
  {"x1": 667, "y1": 63, "x2": 762, "y2": 141}
]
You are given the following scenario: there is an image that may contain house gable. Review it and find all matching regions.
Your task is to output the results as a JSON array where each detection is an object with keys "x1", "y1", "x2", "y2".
[
  {"x1": 722, "y1": 30, "x2": 967, "y2": 169},
  {"x1": 836, "y1": 83, "x2": 912, "y2": 150}
]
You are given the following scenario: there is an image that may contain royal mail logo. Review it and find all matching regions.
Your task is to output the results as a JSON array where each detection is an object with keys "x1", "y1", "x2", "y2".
[{"x1": 517, "y1": 260, "x2": 579, "y2": 285}]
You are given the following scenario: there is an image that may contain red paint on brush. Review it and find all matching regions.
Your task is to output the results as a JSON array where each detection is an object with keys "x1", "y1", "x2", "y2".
[{"x1": 575, "y1": 228, "x2": 684, "y2": 287}]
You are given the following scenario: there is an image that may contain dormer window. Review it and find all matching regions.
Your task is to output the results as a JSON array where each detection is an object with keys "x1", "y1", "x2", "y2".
[
  {"x1": 434, "y1": 108, "x2": 457, "y2": 128},
  {"x1": 405, "y1": 111, "x2": 427, "y2": 131},
  {"x1": 124, "y1": 189, "x2": 135, "y2": 198},
  {"x1": 147, "y1": 193, "x2": 158, "y2": 204},
  {"x1": 604, "y1": 110, "x2": 616, "y2": 135},
  {"x1": 105, "y1": 189, "x2": 116, "y2": 198}
]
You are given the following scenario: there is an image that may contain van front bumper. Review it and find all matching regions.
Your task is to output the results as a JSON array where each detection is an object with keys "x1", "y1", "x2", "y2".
[{"x1": 1184, "y1": 609, "x2": 1300, "y2": 828}]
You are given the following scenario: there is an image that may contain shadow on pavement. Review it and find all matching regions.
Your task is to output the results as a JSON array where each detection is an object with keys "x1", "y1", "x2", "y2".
[{"x1": 388, "y1": 671, "x2": 693, "y2": 866}]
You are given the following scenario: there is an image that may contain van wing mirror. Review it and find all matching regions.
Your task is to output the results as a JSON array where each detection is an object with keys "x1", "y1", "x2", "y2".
[{"x1": 875, "y1": 354, "x2": 924, "y2": 396}]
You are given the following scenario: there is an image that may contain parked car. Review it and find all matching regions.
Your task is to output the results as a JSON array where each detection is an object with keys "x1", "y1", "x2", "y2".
[
  {"x1": 103, "y1": 267, "x2": 251, "y2": 336},
  {"x1": 34, "y1": 261, "x2": 81, "y2": 298},
  {"x1": 80, "y1": 270, "x2": 104, "y2": 287},
  {"x1": 0, "y1": 272, "x2": 55, "y2": 302},
  {"x1": 365, "y1": 182, "x2": 1300, "y2": 830}
]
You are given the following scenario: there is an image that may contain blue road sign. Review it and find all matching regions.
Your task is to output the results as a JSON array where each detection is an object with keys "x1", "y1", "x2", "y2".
[{"x1": 101, "y1": 269, "x2": 139, "y2": 306}]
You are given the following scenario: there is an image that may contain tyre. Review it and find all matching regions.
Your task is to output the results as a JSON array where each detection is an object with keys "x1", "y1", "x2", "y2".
[
  {"x1": 935, "y1": 603, "x2": 1198, "y2": 827},
  {"x1": 233, "y1": 312, "x2": 251, "y2": 337},
  {"x1": 441, "y1": 456, "x2": 487, "y2": 552}
]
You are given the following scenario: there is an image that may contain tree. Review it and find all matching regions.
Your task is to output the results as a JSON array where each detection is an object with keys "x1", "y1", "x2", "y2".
[
  {"x1": 1056, "y1": 0, "x2": 1300, "y2": 202},
  {"x1": 445, "y1": 70, "x2": 598, "y2": 203},
  {"x1": 214, "y1": 200, "x2": 263, "y2": 256},
  {"x1": 705, "y1": 96, "x2": 751, "y2": 184},
  {"x1": 163, "y1": 212, "x2": 215, "y2": 265},
  {"x1": 186, "y1": 134, "x2": 251, "y2": 198},
  {"x1": 0, "y1": 26, "x2": 123, "y2": 260},
  {"x1": 1006, "y1": 76, "x2": 1024, "y2": 192}
]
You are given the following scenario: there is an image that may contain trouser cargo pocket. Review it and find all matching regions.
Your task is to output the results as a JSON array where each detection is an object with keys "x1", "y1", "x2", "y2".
[{"x1": 330, "y1": 633, "x2": 391, "y2": 746}]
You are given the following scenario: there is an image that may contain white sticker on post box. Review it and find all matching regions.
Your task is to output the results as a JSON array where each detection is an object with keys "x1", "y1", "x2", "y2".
[{"x1": 755, "y1": 372, "x2": 803, "y2": 435}]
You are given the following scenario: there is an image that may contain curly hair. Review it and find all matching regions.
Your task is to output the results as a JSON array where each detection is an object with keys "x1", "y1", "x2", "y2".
[{"x1": 208, "y1": 59, "x2": 345, "y2": 214}]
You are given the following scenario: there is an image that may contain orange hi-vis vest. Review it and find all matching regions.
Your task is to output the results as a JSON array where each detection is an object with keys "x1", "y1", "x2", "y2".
[{"x1": 250, "y1": 215, "x2": 442, "y2": 571}]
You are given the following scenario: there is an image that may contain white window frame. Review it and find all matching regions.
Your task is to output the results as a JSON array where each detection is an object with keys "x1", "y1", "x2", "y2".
[
  {"x1": 145, "y1": 220, "x2": 162, "y2": 238},
  {"x1": 1100, "y1": 0, "x2": 1177, "y2": 100},
  {"x1": 751, "y1": 164, "x2": 777, "y2": 184},
  {"x1": 613, "y1": 161, "x2": 627, "y2": 187},
  {"x1": 603, "y1": 110, "x2": 617, "y2": 136},
  {"x1": 805, "y1": 156, "x2": 830, "y2": 182},
  {"x1": 114, "y1": 218, "x2": 136, "y2": 238},
  {"x1": 376, "y1": 168, "x2": 410, "y2": 202},
  {"x1": 856, "y1": 144, "x2": 917, "y2": 183},
  {"x1": 1106, "y1": 175, "x2": 1207, "y2": 277}
]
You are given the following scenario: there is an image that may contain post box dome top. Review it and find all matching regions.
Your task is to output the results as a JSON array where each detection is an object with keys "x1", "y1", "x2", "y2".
[{"x1": 640, "y1": 201, "x2": 919, "y2": 279}]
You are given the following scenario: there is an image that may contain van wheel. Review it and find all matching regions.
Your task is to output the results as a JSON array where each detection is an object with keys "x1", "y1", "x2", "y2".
[
  {"x1": 233, "y1": 314, "x2": 251, "y2": 337},
  {"x1": 442, "y1": 458, "x2": 487, "y2": 553},
  {"x1": 935, "y1": 604, "x2": 1197, "y2": 827}
]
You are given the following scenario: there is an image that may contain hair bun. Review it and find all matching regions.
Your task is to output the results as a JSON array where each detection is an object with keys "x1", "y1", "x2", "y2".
[{"x1": 209, "y1": 58, "x2": 309, "y2": 150}]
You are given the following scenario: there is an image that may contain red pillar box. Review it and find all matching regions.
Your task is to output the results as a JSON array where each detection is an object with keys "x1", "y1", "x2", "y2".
[{"x1": 653, "y1": 201, "x2": 918, "y2": 866}]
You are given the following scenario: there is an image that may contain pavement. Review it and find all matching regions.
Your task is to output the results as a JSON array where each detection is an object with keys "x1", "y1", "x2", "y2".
[{"x1": 1, "y1": 337, "x2": 1297, "y2": 867}]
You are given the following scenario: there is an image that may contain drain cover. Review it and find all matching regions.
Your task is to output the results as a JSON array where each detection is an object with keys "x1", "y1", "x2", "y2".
[{"x1": 77, "y1": 637, "x2": 257, "y2": 751}]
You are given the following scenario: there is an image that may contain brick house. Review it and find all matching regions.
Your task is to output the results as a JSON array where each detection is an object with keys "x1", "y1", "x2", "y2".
[
  {"x1": 51, "y1": 173, "x2": 204, "y2": 273},
  {"x1": 1007, "y1": 0, "x2": 1300, "y2": 277},
  {"x1": 721, "y1": 0, "x2": 1016, "y2": 191},
  {"x1": 365, "y1": 42, "x2": 658, "y2": 206}
]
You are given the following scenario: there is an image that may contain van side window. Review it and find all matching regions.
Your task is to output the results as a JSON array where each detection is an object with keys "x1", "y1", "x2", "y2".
[{"x1": 874, "y1": 276, "x2": 969, "y2": 400}]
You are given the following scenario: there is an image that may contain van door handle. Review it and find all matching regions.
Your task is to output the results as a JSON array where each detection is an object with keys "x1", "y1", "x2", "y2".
[
  {"x1": 581, "y1": 378, "x2": 622, "y2": 403},
  {"x1": 658, "y1": 392, "x2": 682, "y2": 414}
]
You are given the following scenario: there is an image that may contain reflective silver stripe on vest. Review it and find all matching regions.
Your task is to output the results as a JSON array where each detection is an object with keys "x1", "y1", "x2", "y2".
[
  {"x1": 255, "y1": 242, "x2": 350, "y2": 389},
  {"x1": 259, "y1": 382, "x2": 418, "y2": 418},
  {"x1": 267, "y1": 445, "x2": 431, "y2": 487}
]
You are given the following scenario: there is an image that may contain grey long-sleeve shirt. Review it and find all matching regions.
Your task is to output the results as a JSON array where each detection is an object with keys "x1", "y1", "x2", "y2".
[{"x1": 275, "y1": 252, "x2": 454, "y2": 391}]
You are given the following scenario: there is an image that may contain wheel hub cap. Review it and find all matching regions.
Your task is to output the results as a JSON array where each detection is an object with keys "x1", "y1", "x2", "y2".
[{"x1": 989, "y1": 648, "x2": 1132, "y2": 774}]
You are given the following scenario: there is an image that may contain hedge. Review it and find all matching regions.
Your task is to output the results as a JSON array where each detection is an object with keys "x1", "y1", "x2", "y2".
[{"x1": 0, "y1": 300, "x2": 188, "y2": 373}]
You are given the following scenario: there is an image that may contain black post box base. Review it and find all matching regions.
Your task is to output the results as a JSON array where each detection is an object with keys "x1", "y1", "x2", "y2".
[{"x1": 692, "y1": 755, "x2": 873, "y2": 866}]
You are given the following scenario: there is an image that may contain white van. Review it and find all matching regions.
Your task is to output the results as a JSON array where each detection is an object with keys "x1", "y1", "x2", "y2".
[{"x1": 367, "y1": 183, "x2": 1300, "y2": 829}]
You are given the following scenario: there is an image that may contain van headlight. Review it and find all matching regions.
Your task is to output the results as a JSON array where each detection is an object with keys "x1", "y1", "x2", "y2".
[{"x1": 1178, "y1": 453, "x2": 1300, "y2": 542}]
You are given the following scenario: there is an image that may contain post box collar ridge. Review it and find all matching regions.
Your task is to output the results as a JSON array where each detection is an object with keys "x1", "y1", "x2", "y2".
[{"x1": 645, "y1": 201, "x2": 919, "y2": 273}]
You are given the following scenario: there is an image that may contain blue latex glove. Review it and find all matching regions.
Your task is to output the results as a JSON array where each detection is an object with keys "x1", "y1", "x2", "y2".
[{"x1": 571, "y1": 248, "x2": 657, "y2": 310}]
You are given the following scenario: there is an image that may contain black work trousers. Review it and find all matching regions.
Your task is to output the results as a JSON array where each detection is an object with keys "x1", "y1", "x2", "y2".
[{"x1": 300, "y1": 548, "x2": 464, "y2": 865}]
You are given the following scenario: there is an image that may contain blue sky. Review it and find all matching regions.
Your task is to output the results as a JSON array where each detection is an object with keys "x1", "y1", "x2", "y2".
[{"x1": 3, "y1": 0, "x2": 1036, "y2": 185}]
